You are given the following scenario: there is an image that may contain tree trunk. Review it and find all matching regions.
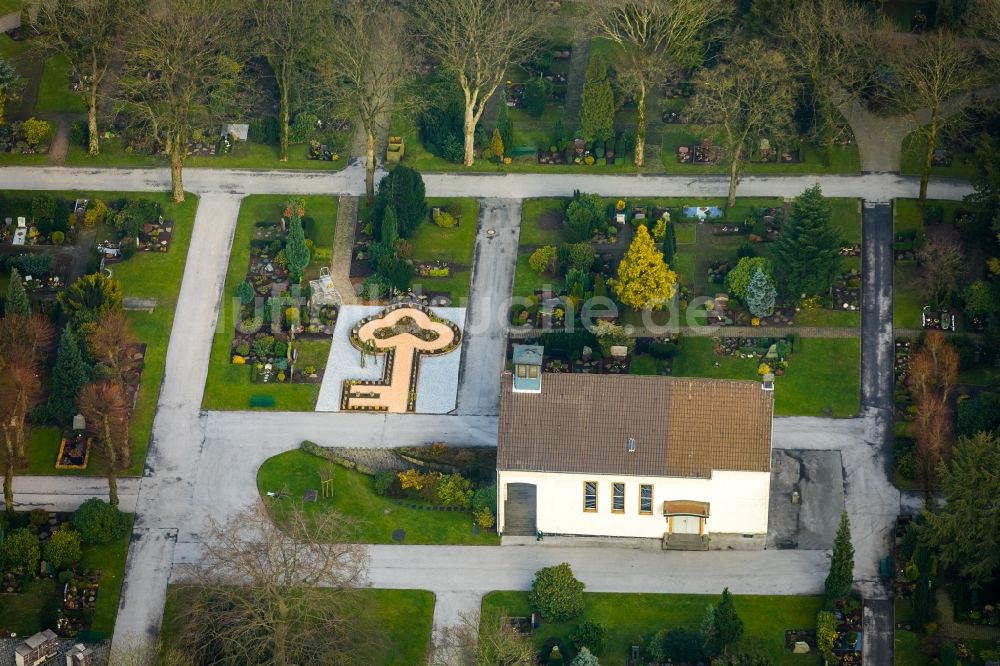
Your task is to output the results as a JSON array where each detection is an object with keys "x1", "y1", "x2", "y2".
[
  {"x1": 3, "y1": 432, "x2": 14, "y2": 513},
  {"x1": 170, "y1": 149, "x2": 185, "y2": 203},
  {"x1": 822, "y1": 97, "x2": 835, "y2": 168},
  {"x1": 463, "y1": 104, "x2": 476, "y2": 167},
  {"x1": 14, "y1": 394, "x2": 26, "y2": 460},
  {"x1": 919, "y1": 116, "x2": 938, "y2": 205},
  {"x1": 634, "y1": 81, "x2": 647, "y2": 167},
  {"x1": 365, "y1": 128, "x2": 376, "y2": 203},
  {"x1": 102, "y1": 415, "x2": 119, "y2": 506},
  {"x1": 88, "y1": 57, "x2": 100, "y2": 156},
  {"x1": 727, "y1": 147, "x2": 741, "y2": 207},
  {"x1": 3, "y1": 460, "x2": 11, "y2": 514},
  {"x1": 279, "y1": 60, "x2": 290, "y2": 163},
  {"x1": 0, "y1": 90, "x2": 6, "y2": 125}
]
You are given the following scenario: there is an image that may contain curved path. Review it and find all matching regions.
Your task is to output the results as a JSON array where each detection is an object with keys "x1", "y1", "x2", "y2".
[{"x1": 3, "y1": 164, "x2": 972, "y2": 659}]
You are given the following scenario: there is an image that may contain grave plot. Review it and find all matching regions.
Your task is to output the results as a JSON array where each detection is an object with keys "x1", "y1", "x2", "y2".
[{"x1": 315, "y1": 303, "x2": 465, "y2": 414}]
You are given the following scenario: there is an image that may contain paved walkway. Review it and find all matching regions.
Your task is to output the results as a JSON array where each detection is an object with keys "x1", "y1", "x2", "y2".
[
  {"x1": 0, "y1": 166, "x2": 976, "y2": 202},
  {"x1": 0, "y1": 11, "x2": 19, "y2": 32},
  {"x1": 331, "y1": 195, "x2": 359, "y2": 304},
  {"x1": 455, "y1": 199, "x2": 521, "y2": 416}
]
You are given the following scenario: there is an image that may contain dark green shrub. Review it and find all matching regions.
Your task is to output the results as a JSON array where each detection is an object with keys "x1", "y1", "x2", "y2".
[
  {"x1": 472, "y1": 484, "x2": 496, "y2": 512},
  {"x1": 373, "y1": 470, "x2": 396, "y2": 496},
  {"x1": 374, "y1": 166, "x2": 427, "y2": 239},
  {"x1": 237, "y1": 281, "x2": 255, "y2": 305},
  {"x1": 249, "y1": 116, "x2": 280, "y2": 144},
  {"x1": 957, "y1": 392, "x2": 1000, "y2": 437},
  {"x1": 572, "y1": 620, "x2": 606, "y2": 654},
  {"x1": 7, "y1": 253, "x2": 55, "y2": 277},
  {"x1": 31, "y1": 195, "x2": 57, "y2": 227},
  {"x1": 523, "y1": 78, "x2": 551, "y2": 117},
  {"x1": 253, "y1": 335, "x2": 276, "y2": 358},
  {"x1": 417, "y1": 71, "x2": 467, "y2": 163},
  {"x1": 43, "y1": 526, "x2": 82, "y2": 569},
  {"x1": 649, "y1": 628, "x2": 703, "y2": 663},
  {"x1": 70, "y1": 121, "x2": 89, "y2": 148},
  {"x1": 1, "y1": 528, "x2": 41, "y2": 574},
  {"x1": 377, "y1": 256, "x2": 415, "y2": 292},
  {"x1": 289, "y1": 113, "x2": 319, "y2": 143},
  {"x1": 530, "y1": 563, "x2": 585, "y2": 622},
  {"x1": 71, "y1": 498, "x2": 130, "y2": 544},
  {"x1": 940, "y1": 643, "x2": 957, "y2": 666}
]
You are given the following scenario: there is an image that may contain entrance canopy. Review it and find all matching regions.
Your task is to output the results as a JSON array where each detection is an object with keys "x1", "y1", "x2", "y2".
[{"x1": 662, "y1": 500, "x2": 710, "y2": 518}]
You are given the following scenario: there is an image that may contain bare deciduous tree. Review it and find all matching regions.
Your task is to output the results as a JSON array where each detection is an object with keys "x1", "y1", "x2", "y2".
[
  {"x1": 909, "y1": 331, "x2": 959, "y2": 500},
  {"x1": 32, "y1": 0, "x2": 136, "y2": 156},
  {"x1": 251, "y1": 0, "x2": 327, "y2": 163},
  {"x1": 433, "y1": 611, "x2": 537, "y2": 666},
  {"x1": 895, "y1": 29, "x2": 982, "y2": 203},
  {"x1": 413, "y1": 0, "x2": 543, "y2": 166},
  {"x1": 79, "y1": 381, "x2": 131, "y2": 506},
  {"x1": 965, "y1": 0, "x2": 1000, "y2": 59},
  {"x1": 88, "y1": 310, "x2": 137, "y2": 387},
  {"x1": 173, "y1": 501, "x2": 381, "y2": 665},
  {"x1": 687, "y1": 40, "x2": 797, "y2": 206},
  {"x1": 317, "y1": 0, "x2": 414, "y2": 201},
  {"x1": 113, "y1": 0, "x2": 247, "y2": 202},
  {"x1": 589, "y1": 0, "x2": 728, "y2": 167},
  {"x1": 916, "y1": 225, "x2": 966, "y2": 308},
  {"x1": 779, "y1": 0, "x2": 886, "y2": 165},
  {"x1": 0, "y1": 313, "x2": 55, "y2": 367},
  {"x1": 0, "y1": 360, "x2": 41, "y2": 512}
]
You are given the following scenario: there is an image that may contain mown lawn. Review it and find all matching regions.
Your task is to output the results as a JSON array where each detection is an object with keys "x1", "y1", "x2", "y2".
[
  {"x1": 63, "y1": 136, "x2": 348, "y2": 170},
  {"x1": 5, "y1": 190, "x2": 196, "y2": 476},
  {"x1": 160, "y1": 585, "x2": 434, "y2": 666},
  {"x1": 201, "y1": 194, "x2": 337, "y2": 412},
  {"x1": 257, "y1": 450, "x2": 500, "y2": 546},
  {"x1": 894, "y1": 263, "x2": 924, "y2": 329},
  {"x1": 519, "y1": 198, "x2": 566, "y2": 246},
  {"x1": 0, "y1": 514, "x2": 132, "y2": 638},
  {"x1": 482, "y1": 591, "x2": 822, "y2": 666},
  {"x1": 671, "y1": 336, "x2": 861, "y2": 417},
  {"x1": 35, "y1": 54, "x2": 86, "y2": 113},
  {"x1": 410, "y1": 198, "x2": 480, "y2": 302},
  {"x1": 900, "y1": 131, "x2": 977, "y2": 180}
]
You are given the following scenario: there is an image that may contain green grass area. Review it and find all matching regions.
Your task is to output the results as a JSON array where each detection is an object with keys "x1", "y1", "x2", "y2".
[
  {"x1": 257, "y1": 450, "x2": 499, "y2": 545},
  {"x1": 900, "y1": 131, "x2": 977, "y2": 180},
  {"x1": 35, "y1": 54, "x2": 86, "y2": 113},
  {"x1": 160, "y1": 585, "x2": 434, "y2": 665},
  {"x1": 519, "y1": 198, "x2": 566, "y2": 246},
  {"x1": 894, "y1": 263, "x2": 924, "y2": 329},
  {"x1": 0, "y1": 0, "x2": 24, "y2": 15},
  {"x1": 201, "y1": 194, "x2": 337, "y2": 412},
  {"x1": 829, "y1": 198, "x2": 863, "y2": 244},
  {"x1": 793, "y1": 308, "x2": 861, "y2": 328},
  {"x1": 0, "y1": 514, "x2": 132, "y2": 637},
  {"x1": 894, "y1": 629, "x2": 926, "y2": 666},
  {"x1": 482, "y1": 591, "x2": 822, "y2": 665},
  {"x1": 62, "y1": 136, "x2": 348, "y2": 170},
  {"x1": 513, "y1": 250, "x2": 564, "y2": 298},
  {"x1": 410, "y1": 198, "x2": 480, "y2": 302},
  {"x1": 4, "y1": 191, "x2": 196, "y2": 476},
  {"x1": 659, "y1": 125, "x2": 861, "y2": 175},
  {"x1": 671, "y1": 336, "x2": 861, "y2": 417}
]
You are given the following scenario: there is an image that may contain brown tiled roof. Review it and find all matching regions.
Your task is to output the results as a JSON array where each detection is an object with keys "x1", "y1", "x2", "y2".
[{"x1": 497, "y1": 373, "x2": 773, "y2": 478}]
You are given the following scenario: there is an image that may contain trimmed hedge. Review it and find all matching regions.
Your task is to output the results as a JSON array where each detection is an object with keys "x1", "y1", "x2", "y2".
[{"x1": 298, "y1": 440, "x2": 376, "y2": 476}]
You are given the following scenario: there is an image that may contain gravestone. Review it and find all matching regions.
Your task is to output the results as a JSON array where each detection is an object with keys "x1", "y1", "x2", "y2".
[
  {"x1": 303, "y1": 489, "x2": 318, "y2": 502},
  {"x1": 72, "y1": 414, "x2": 86, "y2": 431},
  {"x1": 793, "y1": 641, "x2": 810, "y2": 654},
  {"x1": 610, "y1": 345, "x2": 628, "y2": 359}
]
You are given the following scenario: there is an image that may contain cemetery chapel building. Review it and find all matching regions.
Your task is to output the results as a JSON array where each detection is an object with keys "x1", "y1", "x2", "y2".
[{"x1": 496, "y1": 362, "x2": 774, "y2": 550}]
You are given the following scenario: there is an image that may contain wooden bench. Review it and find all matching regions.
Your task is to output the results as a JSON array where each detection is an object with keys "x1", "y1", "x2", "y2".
[{"x1": 249, "y1": 395, "x2": 276, "y2": 408}]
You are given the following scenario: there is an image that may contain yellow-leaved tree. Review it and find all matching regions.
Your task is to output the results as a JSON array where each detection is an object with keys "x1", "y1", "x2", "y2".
[{"x1": 612, "y1": 224, "x2": 677, "y2": 310}]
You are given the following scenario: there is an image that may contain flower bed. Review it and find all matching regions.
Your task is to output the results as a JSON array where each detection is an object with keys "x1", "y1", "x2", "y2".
[{"x1": 56, "y1": 433, "x2": 92, "y2": 469}]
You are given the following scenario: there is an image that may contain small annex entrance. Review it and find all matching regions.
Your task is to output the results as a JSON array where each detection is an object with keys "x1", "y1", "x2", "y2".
[
  {"x1": 663, "y1": 500, "x2": 710, "y2": 551},
  {"x1": 503, "y1": 483, "x2": 537, "y2": 536}
]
